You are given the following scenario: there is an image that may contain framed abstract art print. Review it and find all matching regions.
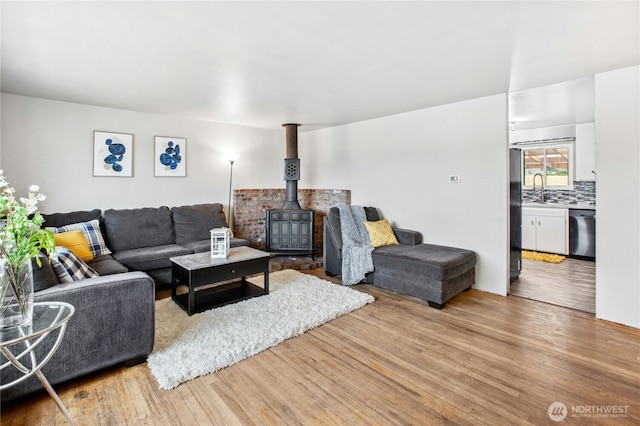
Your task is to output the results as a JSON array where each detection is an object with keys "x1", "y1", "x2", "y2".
[
  {"x1": 93, "y1": 131, "x2": 134, "y2": 177},
  {"x1": 155, "y1": 136, "x2": 186, "y2": 177}
]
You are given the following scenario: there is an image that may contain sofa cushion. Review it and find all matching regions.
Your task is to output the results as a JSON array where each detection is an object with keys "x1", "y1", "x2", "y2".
[
  {"x1": 104, "y1": 206, "x2": 174, "y2": 251},
  {"x1": 230, "y1": 238, "x2": 250, "y2": 248},
  {"x1": 364, "y1": 207, "x2": 382, "y2": 221},
  {"x1": 32, "y1": 252, "x2": 59, "y2": 292},
  {"x1": 87, "y1": 254, "x2": 129, "y2": 276},
  {"x1": 113, "y1": 244, "x2": 192, "y2": 271},
  {"x1": 327, "y1": 206, "x2": 381, "y2": 253},
  {"x1": 47, "y1": 219, "x2": 112, "y2": 257},
  {"x1": 51, "y1": 247, "x2": 100, "y2": 283},
  {"x1": 145, "y1": 268, "x2": 173, "y2": 287},
  {"x1": 180, "y1": 237, "x2": 250, "y2": 254},
  {"x1": 372, "y1": 243, "x2": 476, "y2": 281},
  {"x1": 179, "y1": 239, "x2": 211, "y2": 254},
  {"x1": 172, "y1": 203, "x2": 227, "y2": 245},
  {"x1": 42, "y1": 209, "x2": 102, "y2": 228}
]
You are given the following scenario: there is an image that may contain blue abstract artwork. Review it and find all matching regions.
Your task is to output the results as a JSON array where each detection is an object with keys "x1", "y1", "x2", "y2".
[
  {"x1": 93, "y1": 131, "x2": 133, "y2": 176},
  {"x1": 159, "y1": 141, "x2": 181, "y2": 170},
  {"x1": 155, "y1": 137, "x2": 186, "y2": 176},
  {"x1": 104, "y1": 138, "x2": 126, "y2": 172}
]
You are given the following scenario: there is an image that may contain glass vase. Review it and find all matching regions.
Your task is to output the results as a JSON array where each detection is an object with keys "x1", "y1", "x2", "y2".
[{"x1": 0, "y1": 258, "x2": 34, "y2": 329}]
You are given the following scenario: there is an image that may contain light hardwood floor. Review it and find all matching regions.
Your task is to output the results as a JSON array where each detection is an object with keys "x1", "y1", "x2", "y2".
[
  {"x1": 2, "y1": 269, "x2": 638, "y2": 425},
  {"x1": 510, "y1": 257, "x2": 596, "y2": 313}
]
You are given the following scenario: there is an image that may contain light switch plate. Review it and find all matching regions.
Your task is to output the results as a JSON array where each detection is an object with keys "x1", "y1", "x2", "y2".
[{"x1": 449, "y1": 175, "x2": 461, "y2": 183}]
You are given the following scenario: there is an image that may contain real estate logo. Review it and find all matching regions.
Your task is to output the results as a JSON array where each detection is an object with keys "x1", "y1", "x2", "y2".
[
  {"x1": 548, "y1": 401, "x2": 630, "y2": 421},
  {"x1": 548, "y1": 402, "x2": 568, "y2": 422}
]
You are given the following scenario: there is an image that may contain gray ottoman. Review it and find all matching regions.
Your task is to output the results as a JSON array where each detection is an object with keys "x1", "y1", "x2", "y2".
[{"x1": 371, "y1": 243, "x2": 476, "y2": 308}]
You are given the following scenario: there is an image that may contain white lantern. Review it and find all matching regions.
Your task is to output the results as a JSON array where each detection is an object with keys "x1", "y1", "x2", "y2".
[{"x1": 210, "y1": 227, "x2": 230, "y2": 258}]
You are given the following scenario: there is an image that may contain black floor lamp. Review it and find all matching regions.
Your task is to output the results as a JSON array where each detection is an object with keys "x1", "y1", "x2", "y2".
[{"x1": 226, "y1": 153, "x2": 239, "y2": 232}]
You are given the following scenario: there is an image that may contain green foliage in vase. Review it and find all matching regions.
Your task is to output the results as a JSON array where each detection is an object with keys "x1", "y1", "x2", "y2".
[{"x1": 0, "y1": 170, "x2": 55, "y2": 316}]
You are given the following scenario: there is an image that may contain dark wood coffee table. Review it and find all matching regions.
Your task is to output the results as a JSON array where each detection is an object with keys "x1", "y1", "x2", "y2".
[{"x1": 170, "y1": 246, "x2": 270, "y2": 315}]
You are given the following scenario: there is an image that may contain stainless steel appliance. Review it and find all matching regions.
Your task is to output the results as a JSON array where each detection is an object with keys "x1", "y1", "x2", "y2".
[
  {"x1": 569, "y1": 209, "x2": 596, "y2": 260},
  {"x1": 510, "y1": 148, "x2": 522, "y2": 281}
]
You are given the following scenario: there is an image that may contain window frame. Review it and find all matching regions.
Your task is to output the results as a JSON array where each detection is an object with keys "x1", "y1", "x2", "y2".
[{"x1": 517, "y1": 140, "x2": 575, "y2": 190}]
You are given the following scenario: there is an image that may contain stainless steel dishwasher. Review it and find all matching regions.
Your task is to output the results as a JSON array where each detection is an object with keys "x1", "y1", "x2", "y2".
[{"x1": 569, "y1": 209, "x2": 596, "y2": 259}]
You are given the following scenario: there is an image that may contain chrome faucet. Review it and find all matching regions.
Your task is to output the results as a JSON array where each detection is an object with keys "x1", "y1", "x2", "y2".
[{"x1": 532, "y1": 173, "x2": 545, "y2": 203}]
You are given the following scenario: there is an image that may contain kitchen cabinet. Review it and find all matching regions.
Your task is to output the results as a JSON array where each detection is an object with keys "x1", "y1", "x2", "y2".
[
  {"x1": 522, "y1": 207, "x2": 568, "y2": 255},
  {"x1": 575, "y1": 122, "x2": 596, "y2": 181}
]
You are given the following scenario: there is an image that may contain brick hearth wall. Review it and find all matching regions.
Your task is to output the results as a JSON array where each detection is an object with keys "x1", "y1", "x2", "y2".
[{"x1": 232, "y1": 189, "x2": 350, "y2": 253}]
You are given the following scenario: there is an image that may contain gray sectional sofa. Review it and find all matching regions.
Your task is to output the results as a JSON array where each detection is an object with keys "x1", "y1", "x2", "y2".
[
  {"x1": 1, "y1": 203, "x2": 248, "y2": 402},
  {"x1": 324, "y1": 206, "x2": 477, "y2": 308},
  {"x1": 103, "y1": 204, "x2": 248, "y2": 286}
]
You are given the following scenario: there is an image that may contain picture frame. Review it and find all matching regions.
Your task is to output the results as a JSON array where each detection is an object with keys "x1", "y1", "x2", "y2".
[
  {"x1": 155, "y1": 136, "x2": 186, "y2": 177},
  {"x1": 93, "y1": 131, "x2": 134, "y2": 177}
]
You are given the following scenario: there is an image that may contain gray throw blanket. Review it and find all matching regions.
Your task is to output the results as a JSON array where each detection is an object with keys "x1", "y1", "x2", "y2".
[{"x1": 336, "y1": 204, "x2": 374, "y2": 285}]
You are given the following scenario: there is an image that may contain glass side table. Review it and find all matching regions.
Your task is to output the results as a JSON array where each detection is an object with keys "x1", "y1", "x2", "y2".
[{"x1": 1, "y1": 302, "x2": 75, "y2": 425}]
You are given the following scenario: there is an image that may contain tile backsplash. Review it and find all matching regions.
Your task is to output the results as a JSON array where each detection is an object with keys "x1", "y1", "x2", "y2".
[{"x1": 522, "y1": 181, "x2": 596, "y2": 204}]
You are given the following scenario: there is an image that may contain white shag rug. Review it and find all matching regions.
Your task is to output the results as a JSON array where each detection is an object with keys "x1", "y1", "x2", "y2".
[{"x1": 148, "y1": 269, "x2": 374, "y2": 390}]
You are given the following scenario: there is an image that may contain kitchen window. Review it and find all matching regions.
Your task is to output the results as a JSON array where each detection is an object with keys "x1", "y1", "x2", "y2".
[{"x1": 520, "y1": 141, "x2": 574, "y2": 189}]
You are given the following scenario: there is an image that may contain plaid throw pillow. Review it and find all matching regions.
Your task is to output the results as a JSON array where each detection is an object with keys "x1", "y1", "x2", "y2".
[
  {"x1": 47, "y1": 219, "x2": 111, "y2": 257},
  {"x1": 52, "y1": 247, "x2": 100, "y2": 283}
]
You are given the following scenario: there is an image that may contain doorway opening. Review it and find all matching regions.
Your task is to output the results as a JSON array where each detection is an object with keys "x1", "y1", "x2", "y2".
[{"x1": 508, "y1": 77, "x2": 596, "y2": 314}]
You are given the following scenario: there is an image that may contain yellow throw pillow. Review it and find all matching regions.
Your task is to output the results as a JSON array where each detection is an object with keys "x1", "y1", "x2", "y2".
[
  {"x1": 363, "y1": 219, "x2": 399, "y2": 248},
  {"x1": 53, "y1": 230, "x2": 94, "y2": 262}
]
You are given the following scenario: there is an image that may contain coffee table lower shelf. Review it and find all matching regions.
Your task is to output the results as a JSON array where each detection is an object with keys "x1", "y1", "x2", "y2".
[{"x1": 173, "y1": 280, "x2": 266, "y2": 315}]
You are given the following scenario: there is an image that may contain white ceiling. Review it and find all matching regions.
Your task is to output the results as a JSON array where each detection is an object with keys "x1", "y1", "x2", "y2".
[
  {"x1": 1, "y1": 1, "x2": 638, "y2": 132},
  {"x1": 509, "y1": 76, "x2": 595, "y2": 131}
]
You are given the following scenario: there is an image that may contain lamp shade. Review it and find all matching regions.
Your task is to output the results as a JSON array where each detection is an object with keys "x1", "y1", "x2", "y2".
[{"x1": 226, "y1": 152, "x2": 240, "y2": 163}]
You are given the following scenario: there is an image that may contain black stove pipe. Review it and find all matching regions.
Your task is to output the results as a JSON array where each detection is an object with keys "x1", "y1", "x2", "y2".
[{"x1": 282, "y1": 123, "x2": 301, "y2": 210}]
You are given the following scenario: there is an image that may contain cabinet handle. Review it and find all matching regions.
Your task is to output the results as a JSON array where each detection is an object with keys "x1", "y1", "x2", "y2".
[{"x1": 231, "y1": 269, "x2": 236, "y2": 274}]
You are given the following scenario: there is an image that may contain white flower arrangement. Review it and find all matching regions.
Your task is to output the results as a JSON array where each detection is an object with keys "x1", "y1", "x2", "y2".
[{"x1": 0, "y1": 171, "x2": 55, "y2": 320}]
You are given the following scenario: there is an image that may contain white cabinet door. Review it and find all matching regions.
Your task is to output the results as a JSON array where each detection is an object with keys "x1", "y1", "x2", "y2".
[
  {"x1": 575, "y1": 122, "x2": 596, "y2": 181},
  {"x1": 522, "y1": 214, "x2": 537, "y2": 251},
  {"x1": 536, "y1": 215, "x2": 568, "y2": 255},
  {"x1": 521, "y1": 207, "x2": 568, "y2": 255}
]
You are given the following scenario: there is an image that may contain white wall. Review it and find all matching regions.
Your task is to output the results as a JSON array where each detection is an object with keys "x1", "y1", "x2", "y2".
[
  {"x1": 0, "y1": 94, "x2": 283, "y2": 213},
  {"x1": 595, "y1": 66, "x2": 640, "y2": 328},
  {"x1": 301, "y1": 94, "x2": 510, "y2": 295}
]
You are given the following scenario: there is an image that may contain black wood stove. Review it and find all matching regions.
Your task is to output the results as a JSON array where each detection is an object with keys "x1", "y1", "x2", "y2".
[{"x1": 265, "y1": 124, "x2": 315, "y2": 257}]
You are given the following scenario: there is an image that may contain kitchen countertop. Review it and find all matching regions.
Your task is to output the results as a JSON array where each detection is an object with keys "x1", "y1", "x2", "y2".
[{"x1": 522, "y1": 202, "x2": 596, "y2": 210}]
